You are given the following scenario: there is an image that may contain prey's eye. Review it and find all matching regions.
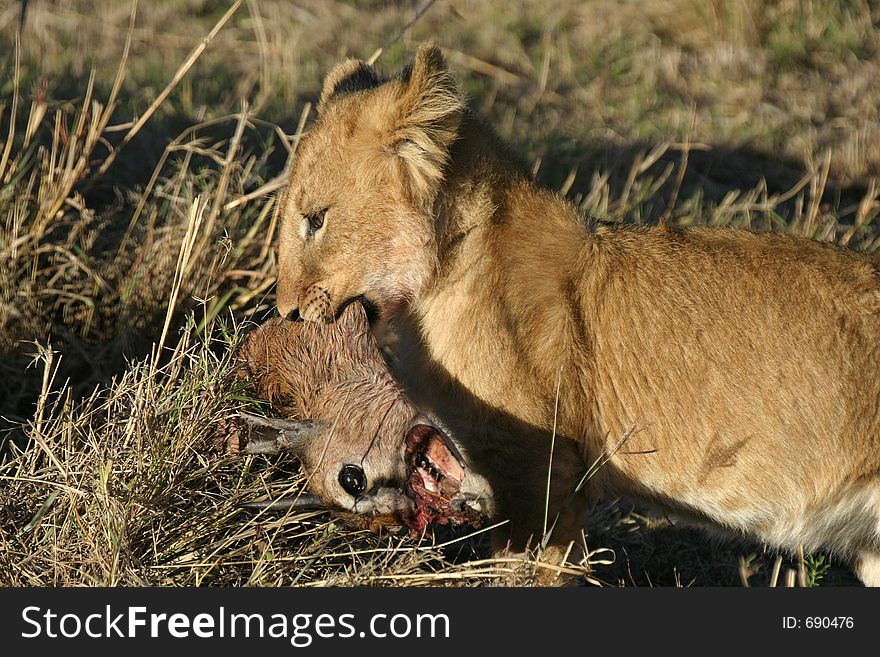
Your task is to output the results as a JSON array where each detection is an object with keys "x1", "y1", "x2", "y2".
[
  {"x1": 304, "y1": 208, "x2": 327, "y2": 237},
  {"x1": 338, "y1": 464, "x2": 367, "y2": 497}
]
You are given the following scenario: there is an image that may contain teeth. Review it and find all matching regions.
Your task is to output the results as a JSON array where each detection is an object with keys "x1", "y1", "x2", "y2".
[{"x1": 415, "y1": 451, "x2": 446, "y2": 487}]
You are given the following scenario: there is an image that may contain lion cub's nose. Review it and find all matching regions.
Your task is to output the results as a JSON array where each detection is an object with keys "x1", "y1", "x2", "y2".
[{"x1": 276, "y1": 298, "x2": 299, "y2": 321}]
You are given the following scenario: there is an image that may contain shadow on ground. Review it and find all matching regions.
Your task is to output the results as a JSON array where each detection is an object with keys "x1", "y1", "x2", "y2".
[{"x1": 584, "y1": 501, "x2": 863, "y2": 587}]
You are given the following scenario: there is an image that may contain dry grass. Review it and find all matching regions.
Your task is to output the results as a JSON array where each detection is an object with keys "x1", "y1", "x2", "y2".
[
  {"x1": 0, "y1": 0, "x2": 878, "y2": 586},
  {"x1": 1, "y1": 313, "x2": 606, "y2": 586}
]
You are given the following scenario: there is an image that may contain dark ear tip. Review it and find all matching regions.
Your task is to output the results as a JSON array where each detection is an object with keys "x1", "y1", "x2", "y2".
[
  {"x1": 320, "y1": 58, "x2": 381, "y2": 108},
  {"x1": 415, "y1": 43, "x2": 446, "y2": 68}
]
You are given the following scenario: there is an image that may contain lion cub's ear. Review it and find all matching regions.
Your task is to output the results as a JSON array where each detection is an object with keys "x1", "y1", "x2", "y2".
[
  {"x1": 319, "y1": 59, "x2": 381, "y2": 110},
  {"x1": 388, "y1": 44, "x2": 464, "y2": 206}
]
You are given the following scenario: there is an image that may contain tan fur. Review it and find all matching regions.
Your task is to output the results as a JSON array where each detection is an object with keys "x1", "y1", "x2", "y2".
[
  {"x1": 237, "y1": 305, "x2": 415, "y2": 513},
  {"x1": 236, "y1": 303, "x2": 493, "y2": 521},
  {"x1": 276, "y1": 44, "x2": 880, "y2": 584}
]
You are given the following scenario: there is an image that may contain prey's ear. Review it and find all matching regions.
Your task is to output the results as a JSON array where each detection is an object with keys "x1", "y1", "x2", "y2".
[
  {"x1": 387, "y1": 44, "x2": 464, "y2": 207},
  {"x1": 319, "y1": 59, "x2": 381, "y2": 111}
]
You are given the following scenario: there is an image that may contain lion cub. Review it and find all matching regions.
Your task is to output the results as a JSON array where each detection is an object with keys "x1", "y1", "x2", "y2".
[{"x1": 275, "y1": 44, "x2": 880, "y2": 585}]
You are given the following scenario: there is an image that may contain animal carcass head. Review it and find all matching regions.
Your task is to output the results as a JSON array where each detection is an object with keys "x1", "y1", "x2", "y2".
[{"x1": 233, "y1": 301, "x2": 490, "y2": 533}]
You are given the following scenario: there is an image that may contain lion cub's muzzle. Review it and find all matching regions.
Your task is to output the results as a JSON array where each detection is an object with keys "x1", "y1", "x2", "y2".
[
  {"x1": 296, "y1": 287, "x2": 382, "y2": 327},
  {"x1": 298, "y1": 283, "x2": 334, "y2": 322}
]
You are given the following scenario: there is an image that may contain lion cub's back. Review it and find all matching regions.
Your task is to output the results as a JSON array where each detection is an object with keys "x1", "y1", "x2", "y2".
[{"x1": 583, "y1": 224, "x2": 880, "y2": 528}]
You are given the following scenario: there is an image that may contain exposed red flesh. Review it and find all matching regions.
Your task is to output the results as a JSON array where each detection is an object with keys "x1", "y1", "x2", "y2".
[{"x1": 404, "y1": 424, "x2": 484, "y2": 534}]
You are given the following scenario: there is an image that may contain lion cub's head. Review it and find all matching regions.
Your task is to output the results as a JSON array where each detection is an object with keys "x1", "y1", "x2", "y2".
[{"x1": 276, "y1": 44, "x2": 464, "y2": 323}]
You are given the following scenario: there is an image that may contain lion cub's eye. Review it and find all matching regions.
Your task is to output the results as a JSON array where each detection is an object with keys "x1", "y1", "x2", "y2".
[{"x1": 304, "y1": 209, "x2": 327, "y2": 237}]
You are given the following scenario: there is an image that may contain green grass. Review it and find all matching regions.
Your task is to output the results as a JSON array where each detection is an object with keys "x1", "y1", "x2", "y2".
[{"x1": 0, "y1": 0, "x2": 878, "y2": 587}]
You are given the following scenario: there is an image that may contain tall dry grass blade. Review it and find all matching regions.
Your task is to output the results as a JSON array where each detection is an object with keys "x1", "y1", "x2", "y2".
[
  {"x1": 0, "y1": 26, "x2": 21, "y2": 183},
  {"x1": 223, "y1": 102, "x2": 312, "y2": 213},
  {"x1": 244, "y1": 0, "x2": 270, "y2": 112},
  {"x1": 24, "y1": 343, "x2": 69, "y2": 480},
  {"x1": 803, "y1": 151, "x2": 832, "y2": 237},
  {"x1": 198, "y1": 101, "x2": 250, "y2": 257},
  {"x1": 23, "y1": 80, "x2": 47, "y2": 149},
  {"x1": 79, "y1": 0, "x2": 137, "y2": 191},
  {"x1": 94, "y1": 0, "x2": 243, "y2": 179},
  {"x1": 769, "y1": 555, "x2": 783, "y2": 587},
  {"x1": 798, "y1": 546, "x2": 807, "y2": 587},
  {"x1": 153, "y1": 196, "x2": 206, "y2": 370},
  {"x1": 843, "y1": 178, "x2": 879, "y2": 246},
  {"x1": 117, "y1": 113, "x2": 238, "y2": 258},
  {"x1": 738, "y1": 556, "x2": 751, "y2": 587},
  {"x1": 574, "y1": 422, "x2": 643, "y2": 495},
  {"x1": 367, "y1": 0, "x2": 441, "y2": 65},
  {"x1": 223, "y1": 176, "x2": 286, "y2": 212},
  {"x1": 223, "y1": 102, "x2": 311, "y2": 212},
  {"x1": 444, "y1": 48, "x2": 525, "y2": 87},
  {"x1": 33, "y1": 69, "x2": 99, "y2": 233},
  {"x1": 662, "y1": 109, "x2": 697, "y2": 222},
  {"x1": 542, "y1": 360, "x2": 564, "y2": 543}
]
